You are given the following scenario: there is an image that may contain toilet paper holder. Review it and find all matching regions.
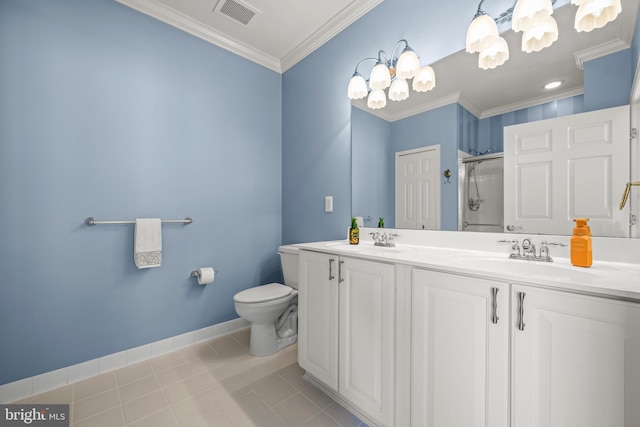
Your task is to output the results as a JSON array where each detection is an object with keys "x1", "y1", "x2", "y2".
[{"x1": 191, "y1": 269, "x2": 217, "y2": 279}]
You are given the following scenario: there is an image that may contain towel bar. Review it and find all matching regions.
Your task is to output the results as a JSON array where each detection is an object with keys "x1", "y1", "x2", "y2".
[{"x1": 86, "y1": 217, "x2": 193, "y2": 226}]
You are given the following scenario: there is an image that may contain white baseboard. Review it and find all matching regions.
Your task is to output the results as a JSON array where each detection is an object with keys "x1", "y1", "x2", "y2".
[{"x1": 0, "y1": 317, "x2": 249, "y2": 403}]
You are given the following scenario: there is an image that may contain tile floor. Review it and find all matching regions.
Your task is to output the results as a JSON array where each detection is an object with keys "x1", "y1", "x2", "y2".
[{"x1": 15, "y1": 329, "x2": 367, "y2": 427}]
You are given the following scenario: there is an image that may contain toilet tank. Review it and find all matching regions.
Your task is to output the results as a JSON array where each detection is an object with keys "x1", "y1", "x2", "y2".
[{"x1": 278, "y1": 245, "x2": 300, "y2": 289}]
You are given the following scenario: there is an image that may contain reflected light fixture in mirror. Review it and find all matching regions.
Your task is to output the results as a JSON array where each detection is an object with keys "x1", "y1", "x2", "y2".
[
  {"x1": 347, "y1": 39, "x2": 436, "y2": 110},
  {"x1": 465, "y1": 0, "x2": 621, "y2": 69},
  {"x1": 543, "y1": 79, "x2": 564, "y2": 89}
]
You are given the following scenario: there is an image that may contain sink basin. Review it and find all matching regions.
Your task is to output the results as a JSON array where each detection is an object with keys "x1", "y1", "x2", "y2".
[
  {"x1": 454, "y1": 253, "x2": 597, "y2": 281},
  {"x1": 325, "y1": 241, "x2": 405, "y2": 254}
]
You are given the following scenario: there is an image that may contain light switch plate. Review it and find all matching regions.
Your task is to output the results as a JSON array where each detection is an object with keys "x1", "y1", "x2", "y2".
[{"x1": 325, "y1": 196, "x2": 333, "y2": 212}]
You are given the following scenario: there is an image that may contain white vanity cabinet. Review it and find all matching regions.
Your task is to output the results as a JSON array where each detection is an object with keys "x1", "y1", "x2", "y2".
[
  {"x1": 298, "y1": 249, "x2": 396, "y2": 427},
  {"x1": 411, "y1": 269, "x2": 510, "y2": 427},
  {"x1": 511, "y1": 285, "x2": 640, "y2": 427}
]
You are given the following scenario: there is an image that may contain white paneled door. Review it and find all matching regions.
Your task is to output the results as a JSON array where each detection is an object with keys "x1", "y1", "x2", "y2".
[
  {"x1": 504, "y1": 105, "x2": 630, "y2": 236},
  {"x1": 395, "y1": 146, "x2": 440, "y2": 230}
]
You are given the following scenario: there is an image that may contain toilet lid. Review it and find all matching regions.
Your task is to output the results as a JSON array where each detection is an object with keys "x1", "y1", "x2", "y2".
[{"x1": 234, "y1": 283, "x2": 292, "y2": 304}]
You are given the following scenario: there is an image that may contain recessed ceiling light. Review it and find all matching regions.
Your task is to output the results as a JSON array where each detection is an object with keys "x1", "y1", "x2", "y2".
[{"x1": 543, "y1": 80, "x2": 564, "y2": 90}]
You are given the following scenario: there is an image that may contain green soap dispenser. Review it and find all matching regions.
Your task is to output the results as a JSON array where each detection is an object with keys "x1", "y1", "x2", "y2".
[
  {"x1": 349, "y1": 217, "x2": 360, "y2": 245},
  {"x1": 378, "y1": 217, "x2": 385, "y2": 228}
]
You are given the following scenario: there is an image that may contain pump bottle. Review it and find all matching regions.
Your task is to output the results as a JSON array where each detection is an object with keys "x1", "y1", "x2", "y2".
[
  {"x1": 349, "y1": 217, "x2": 359, "y2": 245},
  {"x1": 571, "y1": 218, "x2": 592, "y2": 267}
]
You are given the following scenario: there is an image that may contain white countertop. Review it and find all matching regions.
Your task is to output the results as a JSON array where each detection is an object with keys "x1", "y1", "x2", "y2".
[{"x1": 295, "y1": 229, "x2": 640, "y2": 301}]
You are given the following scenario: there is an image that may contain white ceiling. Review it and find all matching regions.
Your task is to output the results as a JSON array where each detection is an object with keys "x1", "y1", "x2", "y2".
[
  {"x1": 115, "y1": 0, "x2": 382, "y2": 73},
  {"x1": 116, "y1": 0, "x2": 638, "y2": 120}
]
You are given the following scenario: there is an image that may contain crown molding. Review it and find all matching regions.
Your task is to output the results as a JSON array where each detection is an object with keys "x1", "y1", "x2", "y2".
[
  {"x1": 351, "y1": 92, "x2": 467, "y2": 122},
  {"x1": 574, "y1": 38, "x2": 630, "y2": 70},
  {"x1": 116, "y1": 0, "x2": 383, "y2": 74},
  {"x1": 281, "y1": 0, "x2": 383, "y2": 72},
  {"x1": 116, "y1": 0, "x2": 282, "y2": 72},
  {"x1": 478, "y1": 86, "x2": 585, "y2": 119}
]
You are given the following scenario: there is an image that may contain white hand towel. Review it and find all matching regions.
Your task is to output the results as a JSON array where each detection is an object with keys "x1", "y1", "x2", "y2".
[{"x1": 134, "y1": 218, "x2": 162, "y2": 269}]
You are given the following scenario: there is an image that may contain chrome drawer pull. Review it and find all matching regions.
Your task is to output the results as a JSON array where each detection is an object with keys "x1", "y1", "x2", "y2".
[
  {"x1": 491, "y1": 287, "x2": 499, "y2": 324},
  {"x1": 329, "y1": 258, "x2": 335, "y2": 280},
  {"x1": 517, "y1": 292, "x2": 526, "y2": 331}
]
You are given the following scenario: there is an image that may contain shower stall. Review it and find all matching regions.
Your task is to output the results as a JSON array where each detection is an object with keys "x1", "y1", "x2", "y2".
[{"x1": 458, "y1": 152, "x2": 504, "y2": 233}]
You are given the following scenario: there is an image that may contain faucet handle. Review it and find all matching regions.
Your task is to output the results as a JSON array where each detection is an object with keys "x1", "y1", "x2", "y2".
[
  {"x1": 543, "y1": 241, "x2": 567, "y2": 247},
  {"x1": 498, "y1": 239, "x2": 520, "y2": 257}
]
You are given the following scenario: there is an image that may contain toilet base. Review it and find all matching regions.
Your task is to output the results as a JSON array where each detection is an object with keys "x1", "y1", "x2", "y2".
[{"x1": 249, "y1": 323, "x2": 298, "y2": 357}]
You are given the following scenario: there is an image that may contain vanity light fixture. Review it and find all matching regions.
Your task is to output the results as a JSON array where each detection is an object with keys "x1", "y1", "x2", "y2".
[
  {"x1": 347, "y1": 39, "x2": 436, "y2": 110},
  {"x1": 466, "y1": 0, "x2": 621, "y2": 69}
]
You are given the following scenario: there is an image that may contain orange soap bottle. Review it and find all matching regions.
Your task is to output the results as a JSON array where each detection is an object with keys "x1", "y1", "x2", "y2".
[{"x1": 571, "y1": 218, "x2": 592, "y2": 267}]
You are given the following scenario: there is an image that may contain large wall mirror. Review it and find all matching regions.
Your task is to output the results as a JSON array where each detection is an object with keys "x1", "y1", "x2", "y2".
[{"x1": 351, "y1": 1, "x2": 640, "y2": 238}]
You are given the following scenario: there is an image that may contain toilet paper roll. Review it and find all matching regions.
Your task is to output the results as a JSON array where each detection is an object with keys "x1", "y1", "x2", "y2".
[{"x1": 197, "y1": 267, "x2": 215, "y2": 285}]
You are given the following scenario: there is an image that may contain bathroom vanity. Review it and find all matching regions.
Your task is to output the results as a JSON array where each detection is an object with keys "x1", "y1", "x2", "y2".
[{"x1": 296, "y1": 229, "x2": 640, "y2": 427}]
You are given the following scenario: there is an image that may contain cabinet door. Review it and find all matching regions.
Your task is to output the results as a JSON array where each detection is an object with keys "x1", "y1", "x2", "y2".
[
  {"x1": 512, "y1": 286, "x2": 640, "y2": 427},
  {"x1": 339, "y1": 257, "x2": 395, "y2": 426},
  {"x1": 411, "y1": 269, "x2": 509, "y2": 427},
  {"x1": 298, "y1": 250, "x2": 339, "y2": 391}
]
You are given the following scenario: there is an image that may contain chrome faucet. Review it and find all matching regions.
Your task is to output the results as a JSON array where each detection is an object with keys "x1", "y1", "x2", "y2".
[
  {"x1": 370, "y1": 232, "x2": 400, "y2": 247},
  {"x1": 498, "y1": 238, "x2": 566, "y2": 262}
]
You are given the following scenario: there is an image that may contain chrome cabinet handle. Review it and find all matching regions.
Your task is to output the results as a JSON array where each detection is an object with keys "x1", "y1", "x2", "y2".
[
  {"x1": 329, "y1": 258, "x2": 335, "y2": 280},
  {"x1": 517, "y1": 292, "x2": 526, "y2": 331},
  {"x1": 491, "y1": 287, "x2": 499, "y2": 324},
  {"x1": 338, "y1": 260, "x2": 345, "y2": 283}
]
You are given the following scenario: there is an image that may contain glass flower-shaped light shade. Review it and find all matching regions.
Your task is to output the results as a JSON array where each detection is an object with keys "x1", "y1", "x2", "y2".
[
  {"x1": 347, "y1": 73, "x2": 368, "y2": 100},
  {"x1": 512, "y1": 0, "x2": 554, "y2": 32},
  {"x1": 522, "y1": 15, "x2": 558, "y2": 53},
  {"x1": 367, "y1": 88, "x2": 387, "y2": 109},
  {"x1": 369, "y1": 63, "x2": 391, "y2": 90},
  {"x1": 389, "y1": 79, "x2": 410, "y2": 101},
  {"x1": 396, "y1": 49, "x2": 420, "y2": 80},
  {"x1": 466, "y1": 14, "x2": 499, "y2": 53},
  {"x1": 479, "y1": 37, "x2": 509, "y2": 69},
  {"x1": 412, "y1": 65, "x2": 436, "y2": 92},
  {"x1": 574, "y1": 0, "x2": 621, "y2": 32}
]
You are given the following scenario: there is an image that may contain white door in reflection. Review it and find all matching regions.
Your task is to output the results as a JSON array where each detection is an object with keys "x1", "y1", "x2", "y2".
[
  {"x1": 504, "y1": 105, "x2": 630, "y2": 237},
  {"x1": 395, "y1": 145, "x2": 440, "y2": 230}
]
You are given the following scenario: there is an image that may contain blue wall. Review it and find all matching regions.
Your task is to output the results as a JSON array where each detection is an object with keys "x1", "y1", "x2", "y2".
[
  {"x1": 281, "y1": 0, "x2": 481, "y2": 244},
  {"x1": 351, "y1": 107, "x2": 394, "y2": 228},
  {"x1": 0, "y1": 0, "x2": 282, "y2": 385},
  {"x1": 584, "y1": 48, "x2": 633, "y2": 111}
]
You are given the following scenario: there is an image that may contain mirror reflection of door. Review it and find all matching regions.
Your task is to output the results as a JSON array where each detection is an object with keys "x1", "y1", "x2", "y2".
[
  {"x1": 504, "y1": 105, "x2": 630, "y2": 237},
  {"x1": 395, "y1": 146, "x2": 440, "y2": 230}
]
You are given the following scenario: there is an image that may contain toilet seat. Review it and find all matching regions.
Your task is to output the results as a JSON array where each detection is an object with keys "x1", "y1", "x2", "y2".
[{"x1": 234, "y1": 283, "x2": 292, "y2": 304}]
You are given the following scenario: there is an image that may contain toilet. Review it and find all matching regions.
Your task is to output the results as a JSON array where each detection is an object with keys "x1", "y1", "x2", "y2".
[{"x1": 233, "y1": 245, "x2": 299, "y2": 356}]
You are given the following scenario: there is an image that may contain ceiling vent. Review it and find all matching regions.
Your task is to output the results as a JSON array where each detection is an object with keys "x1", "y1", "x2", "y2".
[{"x1": 215, "y1": 0, "x2": 258, "y2": 26}]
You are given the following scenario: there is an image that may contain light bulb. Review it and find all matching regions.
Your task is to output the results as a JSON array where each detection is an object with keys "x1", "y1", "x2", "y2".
[
  {"x1": 367, "y1": 88, "x2": 387, "y2": 109},
  {"x1": 369, "y1": 63, "x2": 391, "y2": 90},
  {"x1": 479, "y1": 37, "x2": 509, "y2": 69},
  {"x1": 512, "y1": 0, "x2": 554, "y2": 32},
  {"x1": 396, "y1": 49, "x2": 420, "y2": 80},
  {"x1": 412, "y1": 65, "x2": 436, "y2": 92},
  {"x1": 522, "y1": 15, "x2": 558, "y2": 53},
  {"x1": 347, "y1": 74, "x2": 368, "y2": 100},
  {"x1": 389, "y1": 79, "x2": 410, "y2": 101},
  {"x1": 466, "y1": 14, "x2": 499, "y2": 53}
]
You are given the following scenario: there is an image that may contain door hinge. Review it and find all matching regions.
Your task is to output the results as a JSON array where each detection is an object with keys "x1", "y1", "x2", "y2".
[
  {"x1": 631, "y1": 214, "x2": 638, "y2": 226},
  {"x1": 631, "y1": 128, "x2": 638, "y2": 139}
]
